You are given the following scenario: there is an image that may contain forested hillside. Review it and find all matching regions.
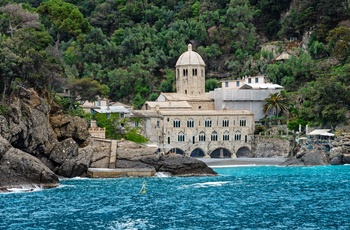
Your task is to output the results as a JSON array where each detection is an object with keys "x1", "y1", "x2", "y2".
[{"x1": 0, "y1": 0, "x2": 349, "y2": 128}]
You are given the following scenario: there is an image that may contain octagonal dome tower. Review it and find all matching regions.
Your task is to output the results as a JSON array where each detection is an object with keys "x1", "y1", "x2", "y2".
[{"x1": 175, "y1": 44, "x2": 206, "y2": 96}]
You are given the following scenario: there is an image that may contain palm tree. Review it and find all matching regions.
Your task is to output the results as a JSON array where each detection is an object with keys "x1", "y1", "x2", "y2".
[{"x1": 263, "y1": 91, "x2": 289, "y2": 118}]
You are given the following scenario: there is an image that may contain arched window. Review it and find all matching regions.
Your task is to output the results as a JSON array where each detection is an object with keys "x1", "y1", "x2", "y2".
[
  {"x1": 178, "y1": 132, "x2": 185, "y2": 142},
  {"x1": 205, "y1": 118, "x2": 212, "y2": 127},
  {"x1": 234, "y1": 131, "x2": 241, "y2": 141},
  {"x1": 187, "y1": 118, "x2": 194, "y2": 127},
  {"x1": 211, "y1": 132, "x2": 218, "y2": 141},
  {"x1": 222, "y1": 118, "x2": 229, "y2": 127},
  {"x1": 240, "y1": 119, "x2": 247, "y2": 126},
  {"x1": 173, "y1": 119, "x2": 180, "y2": 127},
  {"x1": 223, "y1": 131, "x2": 230, "y2": 141},
  {"x1": 199, "y1": 132, "x2": 206, "y2": 141}
]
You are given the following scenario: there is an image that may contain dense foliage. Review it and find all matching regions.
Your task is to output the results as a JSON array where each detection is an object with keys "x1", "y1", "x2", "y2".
[{"x1": 0, "y1": 0, "x2": 349, "y2": 128}]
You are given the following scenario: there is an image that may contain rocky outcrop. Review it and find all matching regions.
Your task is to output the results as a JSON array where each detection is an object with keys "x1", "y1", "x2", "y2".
[
  {"x1": 113, "y1": 140, "x2": 217, "y2": 176},
  {"x1": 281, "y1": 147, "x2": 329, "y2": 166},
  {"x1": 0, "y1": 88, "x2": 95, "y2": 190},
  {"x1": 50, "y1": 114, "x2": 90, "y2": 145},
  {"x1": 0, "y1": 137, "x2": 59, "y2": 191},
  {"x1": 142, "y1": 154, "x2": 217, "y2": 176},
  {"x1": 329, "y1": 132, "x2": 350, "y2": 165}
]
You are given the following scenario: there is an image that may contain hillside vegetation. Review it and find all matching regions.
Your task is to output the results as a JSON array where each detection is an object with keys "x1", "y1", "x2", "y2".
[{"x1": 0, "y1": 0, "x2": 349, "y2": 129}]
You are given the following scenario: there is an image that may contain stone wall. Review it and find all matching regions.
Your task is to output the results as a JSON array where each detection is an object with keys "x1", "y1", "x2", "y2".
[{"x1": 251, "y1": 136, "x2": 290, "y2": 158}]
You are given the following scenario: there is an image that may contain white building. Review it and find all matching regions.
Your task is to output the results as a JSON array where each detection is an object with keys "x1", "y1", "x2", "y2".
[{"x1": 209, "y1": 75, "x2": 283, "y2": 122}]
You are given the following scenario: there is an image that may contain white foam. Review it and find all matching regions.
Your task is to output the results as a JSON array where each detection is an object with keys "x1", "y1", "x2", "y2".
[
  {"x1": 181, "y1": 181, "x2": 229, "y2": 189},
  {"x1": 154, "y1": 172, "x2": 171, "y2": 177},
  {"x1": 5, "y1": 185, "x2": 43, "y2": 193}
]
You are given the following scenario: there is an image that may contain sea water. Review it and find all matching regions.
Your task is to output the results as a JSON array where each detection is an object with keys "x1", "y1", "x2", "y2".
[{"x1": 1, "y1": 165, "x2": 350, "y2": 229}]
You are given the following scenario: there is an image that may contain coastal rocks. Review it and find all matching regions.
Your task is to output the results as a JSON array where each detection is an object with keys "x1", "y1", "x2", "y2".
[
  {"x1": 329, "y1": 132, "x2": 350, "y2": 165},
  {"x1": 141, "y1": 154, "x2": 217, "y2": 176},
  {"x1": 50, "y1": 114, "x2": 90, "y2": 146},
  {"x1": 0, "y1": 137, "x2": 59, "y2": 191},
  {"x1": 116, "y1": 141, "x2": 158, "y2": 160},
  {"x1": 0, "y1": 89, "x2": 57, "y2": 157},
  {"x1": 112, "y1": 140, "x2": 217, "y2": 176},
  {"x1": 50, "y1": 138, "x2": 93, "y2": 177},
  {"x1": 89, "y1": 139, "x2": 111, "y2": 168},
  {"x1": 0, "y1": 87, "x2": 95, "y2": 184},
  {"x1": 281, "y1": 147, "x2": 329, "y2": 166}
]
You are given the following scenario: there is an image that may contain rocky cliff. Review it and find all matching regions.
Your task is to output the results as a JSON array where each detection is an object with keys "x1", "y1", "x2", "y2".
[
  {"x1": 329, "y1": 132, "x2": 350, "y2": 164},
  {"x1": 0, "y1": 88, "x2": 96, "y2": 190}
]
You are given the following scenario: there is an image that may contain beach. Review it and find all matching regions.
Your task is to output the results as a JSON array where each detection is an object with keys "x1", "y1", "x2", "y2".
[{"x1": 199, "y1": 157, "x2": 286, "y2": 167}]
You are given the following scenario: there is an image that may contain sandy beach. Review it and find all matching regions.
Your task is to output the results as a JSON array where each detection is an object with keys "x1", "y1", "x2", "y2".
[{"x1": 198, "y1": 157, "x2": 286, "y2": 167}]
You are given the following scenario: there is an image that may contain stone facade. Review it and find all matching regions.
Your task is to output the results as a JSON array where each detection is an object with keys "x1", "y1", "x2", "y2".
[{"x1": 161, "y1": 110, "x2": 254, "y2": 158}]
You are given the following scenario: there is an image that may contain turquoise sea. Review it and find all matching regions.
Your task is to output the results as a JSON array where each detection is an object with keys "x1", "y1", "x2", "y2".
[{"x1": 1, "y1": 165, "x2": 350, "y2": 229}]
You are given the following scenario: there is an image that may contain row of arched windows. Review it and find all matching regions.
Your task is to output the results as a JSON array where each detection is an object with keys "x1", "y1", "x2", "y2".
[{"x1": 173, "y1": 118, "x2": 247, "y2": 128}]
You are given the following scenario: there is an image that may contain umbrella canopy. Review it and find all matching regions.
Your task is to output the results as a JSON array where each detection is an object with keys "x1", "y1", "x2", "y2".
[{"x1": 308, "y1": 129, "x2": 332, "y2": 136}]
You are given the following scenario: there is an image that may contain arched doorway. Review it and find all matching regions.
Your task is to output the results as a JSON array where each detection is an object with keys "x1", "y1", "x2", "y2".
[
  {"x1": 190, "y1": 148, "x2": 205, "y2": 158},
  {"x1": 210, "y1": 148, "x2": 232, "y2": 158},
  {"x1": 236, "y1": 147, "x2": 252, "y2": 158},
  {"x1": 168, "y1": 148, "x2": 185, "y2": 155}
]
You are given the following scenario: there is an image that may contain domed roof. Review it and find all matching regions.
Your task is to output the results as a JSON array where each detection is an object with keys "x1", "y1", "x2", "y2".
[{"x1": 176, "y1": 44, "x2": 205, "y2": 67}]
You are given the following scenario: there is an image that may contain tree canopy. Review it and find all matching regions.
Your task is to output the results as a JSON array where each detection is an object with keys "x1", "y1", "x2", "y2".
[{"x1": 0, "y1": 0, "x2": 350, "y2": 127}]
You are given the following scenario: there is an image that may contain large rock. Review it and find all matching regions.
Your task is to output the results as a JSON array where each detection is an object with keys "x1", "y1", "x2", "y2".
[
  {"x1": 0, "y1": 88, "x2": 58, "y2": 156},
  {"x1": 329, "y1": 132, "x2": 350, "y2": 165},
  {"x1": 0, "y1": 137, "x2": 58, "y2": 191},
  {"x1": 114, "y1": 140, "x2": 217, "y2": 176},
  {"x1": 116, "y1": 141, "x2": 158, "y2": 160},
  {"x1": 89, "y1": 140, "x2": 110, "y2": 168},
  {"x1": 50, "y1": 114, "x2": 90, "y2": 145},
  {"x1": 141, "y1": 154, "x2": 217, "y2": 176},
  {"x1": 281, "y1": 150, "x2": 329, "y2": 166},
  {"x1": 50, "y1": 138, "x2": 93, "y2": 177}
]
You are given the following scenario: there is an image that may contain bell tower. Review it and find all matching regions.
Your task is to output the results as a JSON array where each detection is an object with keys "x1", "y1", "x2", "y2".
[{"x1": 175, "y1": 44, "x2": 206, "y2": 96}]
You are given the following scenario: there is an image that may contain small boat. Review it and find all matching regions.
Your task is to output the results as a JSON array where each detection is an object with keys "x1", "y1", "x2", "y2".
[{"x1": 139, "y1": 180, "x2": 146, "y2": 194}]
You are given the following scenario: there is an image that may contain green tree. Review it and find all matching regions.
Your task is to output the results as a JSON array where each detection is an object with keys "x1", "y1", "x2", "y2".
[
  {"x1": 326, "y1": 26, "x2": 350, "y2": 61},
  {"x1": 299, "y1": 76, "x2": 350, "y2": 127},
  {"x1": 205, "y1": 78, "x2": 219, "y2": 92},
  {"x1": 66, "y1": 77, "x2": 109, "y2": 110},
  {"x1": 37, "y1": 0, "x2": 90, "y2": 50}
]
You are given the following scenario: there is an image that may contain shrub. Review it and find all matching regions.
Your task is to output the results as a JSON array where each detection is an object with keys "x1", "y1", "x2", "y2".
[{"x1": 125, "y1": 128, "x2": 148, "y2": 143}]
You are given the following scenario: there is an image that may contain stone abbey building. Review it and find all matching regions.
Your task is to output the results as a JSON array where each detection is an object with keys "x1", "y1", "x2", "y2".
[{"x1": 131, "y1": 44, "x2": 255, "y2": 158}]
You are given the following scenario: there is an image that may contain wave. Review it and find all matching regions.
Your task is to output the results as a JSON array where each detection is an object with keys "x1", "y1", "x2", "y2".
[
  {"x1": 181, "y1": 181, "x2": 230, "y2": 189},
  {"x1": 2, "y1": 185, "x2": 44, "y2": 194},
  {"x1": 154, "y1": 172, "x2": 171, "y2": 177}
]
